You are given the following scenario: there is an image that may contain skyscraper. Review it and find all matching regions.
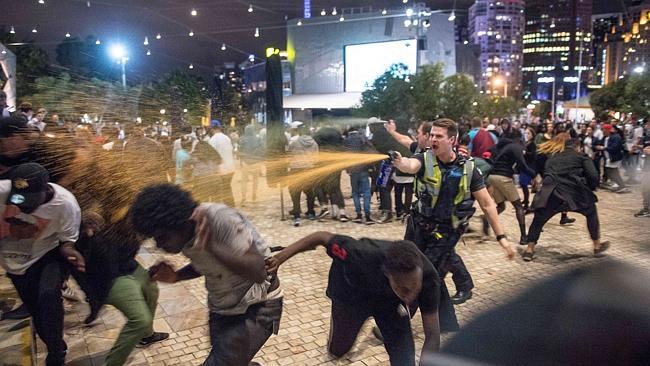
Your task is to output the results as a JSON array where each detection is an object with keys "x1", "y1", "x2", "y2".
[
  {"x1": 469, "y1": 0, "x2": 526, "y2": 98},
  {"x1": 522, "y1": 0, "x2": 593, "y2": 102}
]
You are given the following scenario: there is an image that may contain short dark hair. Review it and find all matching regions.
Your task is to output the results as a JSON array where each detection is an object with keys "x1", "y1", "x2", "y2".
[
  {"x1": 129, "y1": 183, "x2": 198, "y2": 236},
  {"x1": 419, "y1": 121, "x2": 433, "y2": 135},
  {"x1": 471, "y1": 117, "x2": 482, "y2": 128},
  {"x1": 384, "y1": 240, "x2": 424, "y2": 274},
  {"x1": 432, "y1": 118, "x2": 459, "y2": 138}
]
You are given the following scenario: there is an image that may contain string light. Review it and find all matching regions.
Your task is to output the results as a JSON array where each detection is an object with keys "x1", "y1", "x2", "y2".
[
  {"x1": 32, "y1": 27, "x2": 38, "y2": 33},
  {"x1": 448, "y1": 11, "x2": 456, "y2": 22},
  {"x1": 339, "y1": 15, "x2": 345, "y2": 22},
  {"x1": 320, "y1": 9, "x2": 326, "y2": 16},
  {"x1": 9, "y1": 26, "x2": 15, "y2": 34},
  {"x1": 403, "y1": 0, "x2": 408, "y2": 3},
  {"x1": 254, "y1": 27, "x2": 259, "y2": 37},
  {"x1": 332, "y1": 7, "x2": 337, "y2": 16},
  {"x1": 297, "y1": 20, "x2": 303, "y2": 26},
  {"x1": 65, "y1": 32, "x2": 71, "y2": 38},
  {"x1": 86, "y1": 1, "x2": 91, "y2": 7},
  {"x1": 189, "y1": 64, "x2": 194, "y2": 69},
  {"x1": 188, "y1": 30, "x2": 194, "y2": 37},
  {"x1": 191, "y1": 8, "x2": 197, "y2": 16},
  {"x1": 95, "y1": 39, "x2": 101, "y2": 45},
  {"x1": 220, "y1": 43, "x2": 226, "y2": 51},
  {"x1": 156, "y1": 33, "x2": 162, "y2": 40},
  {"x1": 143, "y1": 36, "x2": 149, "y2": 46},
  {"x1": 1, "y1": 49, "x2": 6, "y2": 55},
  {"x1": 248, "y1": 4, "x2": 253, "y2": 13},
  {"x1": 38, "y1": 0, "x2": 45, "y2": 4},
  {"x1": 248, "y1": 54, "x2": 255, "y2": 62},
  {"x1": 146, "y1": 49, "x2": 151, "y2": 56},
  {"x1": 381, "y1": 9, "x2": 387, "y2": 15}
]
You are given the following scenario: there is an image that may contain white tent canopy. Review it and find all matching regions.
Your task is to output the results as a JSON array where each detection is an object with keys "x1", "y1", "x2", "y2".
[
  {"x1": 283, "y1": 92, "x2": 362, "y2": 110},
  {"x1": 0, "y1": 43, "x2": 17, "y2": 112}
]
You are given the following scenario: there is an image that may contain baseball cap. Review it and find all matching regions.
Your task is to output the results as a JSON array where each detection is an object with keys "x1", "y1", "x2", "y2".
[
  {"x1": 602, "y1": 123, "x2": 613, "y2": 132},
  {"x1": 211, "y1": 119, "x2": 222, "y2": 128},
  {"x1": 486, "y1": 124, "x2": 496, "y2": 131},
  {"x1": 7, "y1": 163, "x2": 50, "y2": 211},
  {"x1": 289, "y1": 121, "x2": 303, "y2": 129}
]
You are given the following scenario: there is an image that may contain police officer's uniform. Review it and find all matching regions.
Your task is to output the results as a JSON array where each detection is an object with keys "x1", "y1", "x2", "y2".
[{"x1": 404, "y1": 148, "x2": 484, "y2": 331}]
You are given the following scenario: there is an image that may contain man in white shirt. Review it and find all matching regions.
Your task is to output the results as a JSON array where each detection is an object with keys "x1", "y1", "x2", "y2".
[
  {"x1": 0, "y1": 163, "x2": 84, "y2": 366},
  {"x1": 208, "y1": 120, "x2": 236, "y2": 206},
  {"x1": 130, "y1": 183, "x2": 283, "y2": 365}
]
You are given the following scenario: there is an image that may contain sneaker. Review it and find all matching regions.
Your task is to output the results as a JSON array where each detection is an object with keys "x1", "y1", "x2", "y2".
[
  {"x1": 519, "y1": 234, "x2": 528, "y2": 245},
  {"x1": 364, "y1": 216, "x2": 376, "y2": 225},
  {"x1": 293, "y1": 217, "x2": 301, "y2": 227},
  {"x1": 352, "y1": 214, "x2": 363, "y2": 223},
  {"x1": 1, "y1": 304, "x2": 30, "y2": 320},
  {"x1": 137, "y1": 332, "x2": 169, "y2": 348},
  {"x1": 307, "y1": 213, "x2": 316, "y2": 220},
  {"x1": 378, "y1": 211, "x2": 393, "y2": 223},
  {"x1": 634, "y1": 208, "x2": 650, "y2": 217},
  {"x1": 318, "y1": 208, "x2": 330, "y2": 219},
  {"x1": 339, "y1": 214, "x2": 350, "y2": 223}
]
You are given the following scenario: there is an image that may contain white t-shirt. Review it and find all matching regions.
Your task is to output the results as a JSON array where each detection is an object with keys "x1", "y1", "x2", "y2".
[
  {"x1": 0, "y1": 182, "x2": 81, "y2": 275},
  {"x1": 182, "y1": 203, "x2": 282, "y2": 315},
  {"x1": 28, "y1": 119, "x2": 46, "y2": 132},
  {"x1": 208, "y1": 132, "x2": 235, "y2": 174}
]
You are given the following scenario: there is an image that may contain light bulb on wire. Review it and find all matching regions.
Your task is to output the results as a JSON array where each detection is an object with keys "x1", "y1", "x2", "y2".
[
  {"x1": 32, "y1": 27, "x2": 38, "y2": 33},
  {"x1": 339, "y1": 16, "x2": 345, "y2": 22},
  {"x1": 191, "y1": 8, "x2": 197, "y2": 16},
  {"x1": 189, "y1": 63, "x2": 194, "y2": 70},
  {"x1": 220, "y1": 43, "x2": 226, "y2": 51},
  {"x1": 38, "y1": 0, "x2": 45, "y2": 4},
  {"x1": 65, "y1": 32, "x2": 71, "y2": 38},
  {"x1": 402, "y1": 0, "x2": 408, "y2": 3},
  {"x1": 297, "y1": 20, "x2": 302, "y2": 26},
  {"x1": 156, "y1": 33, "x2": 162, "y2": 40},
  {"x1": 9, "y1": 26, "x2": 15, "y2": 34},
  {"x1": 381, "y1": 9, "x2": 387, "y2": 15},
  {"x1": 143, "y1": 36, "x2": 149, "y2": 45},
  {"x1": 320, "y1": 9, "x2": 326, "y2": 16},
  {"x1": 332, "y1": 7, "x2": 337, "y2": 16},
  {"x1": 189, "y1": 30, "x2": 194, "y2": 37},
  {"x1": 146, "y1": 49, "x2": 151, "y2": 56},
  {"x1": 248, "y1": 4, "x2": 253, "y2": 13},
  {"x1": 254, "y1": 27, "x2": 259, "y2": 37},
  {"x1": 448, "y1": 11, "x2": 456, "y2": 22},
  {"x1": 95, "y1": 39, "x2": 101, "y2": 45}
]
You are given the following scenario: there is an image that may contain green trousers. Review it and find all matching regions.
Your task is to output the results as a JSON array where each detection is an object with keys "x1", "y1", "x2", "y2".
[{"x1": 105, "y1": 264, "x2": 159, "y2": 366}]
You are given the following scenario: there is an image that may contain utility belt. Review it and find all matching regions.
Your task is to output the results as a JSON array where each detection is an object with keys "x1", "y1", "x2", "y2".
[{"x1": 411, "y1": 197, "x2": 476, "y2": 234}]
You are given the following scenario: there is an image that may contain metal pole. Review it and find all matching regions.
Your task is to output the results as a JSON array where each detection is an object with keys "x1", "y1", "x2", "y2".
[
  {"x1": 505, "y1": 80, "x2": 508, "y2": 98},
  {"x1": 575, "y1": 36, "x2": 583, "y2": 122},
  {"x1": 551, "y1": 78, "x2": 556, "y2": 120}
]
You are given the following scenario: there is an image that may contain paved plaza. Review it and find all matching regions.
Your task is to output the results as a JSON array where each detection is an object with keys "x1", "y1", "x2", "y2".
[{"x1": 2, "y1": 174, "x2": 648, "y2": 366}]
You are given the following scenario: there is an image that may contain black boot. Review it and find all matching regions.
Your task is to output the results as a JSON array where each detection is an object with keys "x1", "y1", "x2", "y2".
[{"x1": 1, "y1": 303, "x2": 30, "y2": 320}]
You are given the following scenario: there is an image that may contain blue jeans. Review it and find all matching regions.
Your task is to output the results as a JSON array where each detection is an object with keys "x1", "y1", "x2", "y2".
[{"x1": 349, "y1": 172, "x2": 371, "y2": 217}]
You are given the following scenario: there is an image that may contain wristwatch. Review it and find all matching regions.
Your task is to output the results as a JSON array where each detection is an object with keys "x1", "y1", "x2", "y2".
[{"x1": 496, "y1": 234, "x2": 507, "y2": 241}]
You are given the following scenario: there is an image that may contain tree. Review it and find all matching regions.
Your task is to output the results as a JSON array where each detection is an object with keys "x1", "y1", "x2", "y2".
[
  {"x1": 474, "y1": 95, "x2": 520, "y2": 120},
  {"x1": 1, "y1": 27, "x2": 51, "y2": 98},
  {"x1": 623, "y1": 73, "x2": 650, "y2": 119},
  {"x1": 412, "y1": 63, "x2": 445, "y2": 121},
  {"x1": 589, "y1": 79, "x2": 627, "y2": 117},
  {"x1": 439, "y1": 73, "x2": 479, "y2": 121},
  {"x1": 359, "y1": 63, "x2": 414, "y2": 129}
]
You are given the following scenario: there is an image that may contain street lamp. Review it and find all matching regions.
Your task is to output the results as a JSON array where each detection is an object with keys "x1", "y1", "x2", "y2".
[
  {"x1": 634, "y1": 65, "x2": 645, "y2": 74},
  {"x1": 108, "y1": 43, "x2": 128, "y2": 88},
  {"x1": 492, "y1": 76, "x2": 508, "y2": 98}
]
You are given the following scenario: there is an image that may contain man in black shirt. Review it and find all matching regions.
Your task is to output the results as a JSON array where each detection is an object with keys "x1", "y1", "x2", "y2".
[{"x1": 267, "y1": 231, "x2": 441, "y2": 366}]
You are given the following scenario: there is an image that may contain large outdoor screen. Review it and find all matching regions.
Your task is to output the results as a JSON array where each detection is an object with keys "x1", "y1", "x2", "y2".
[{"x1": 344, "y1": 39, "x2": 417, "y2": 92}]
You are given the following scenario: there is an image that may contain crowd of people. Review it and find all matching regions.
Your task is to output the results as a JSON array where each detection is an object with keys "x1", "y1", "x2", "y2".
[{"x1": 0, "y1": 90, "x2": 648, "y2": 366}]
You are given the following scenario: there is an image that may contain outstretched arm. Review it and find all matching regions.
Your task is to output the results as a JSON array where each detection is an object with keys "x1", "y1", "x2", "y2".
[
  {"x1": 266, "y1": 231, "x2": 334, "y2": 273},
  {"x1": 391, "y1": 151, "x2": 422, "y2": 175}
]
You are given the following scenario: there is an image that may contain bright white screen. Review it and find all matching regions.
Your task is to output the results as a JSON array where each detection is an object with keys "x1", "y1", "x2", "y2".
[{"x1": 344, "y1": 39, "x2": 417, "y2": 92}]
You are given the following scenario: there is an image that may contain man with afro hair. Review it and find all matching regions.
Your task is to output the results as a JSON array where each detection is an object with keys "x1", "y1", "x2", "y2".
[{"x1": 129, "y1": 183, "x2": 283, "y2": 366}]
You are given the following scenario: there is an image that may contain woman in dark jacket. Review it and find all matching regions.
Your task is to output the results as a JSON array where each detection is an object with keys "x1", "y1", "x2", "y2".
[{"x1": 522, "y1": 133, "x2": 610, "y2": 261}]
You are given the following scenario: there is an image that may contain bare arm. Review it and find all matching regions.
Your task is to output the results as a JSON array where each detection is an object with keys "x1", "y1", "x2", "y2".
[
  {"x1": 385, "y1": 121, "x2": 415, "y2": 149},
  {"x1": 419, "y1": 311, "x2": 441, "y2": 365},
  {"x1": 266, "y1": 231, "x2": 334, "y2": 273},
  {"x1": 391, "y1": 152, "x2": 422, "y2": 175},
  {"x1": 473, "y1": 188, "x2": 515, "y2": 259}
]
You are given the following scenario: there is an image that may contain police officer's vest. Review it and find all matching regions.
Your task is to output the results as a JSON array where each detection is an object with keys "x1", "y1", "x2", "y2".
[{"x1": 414, "y1": 150, "x2": 475, "y2": 229}]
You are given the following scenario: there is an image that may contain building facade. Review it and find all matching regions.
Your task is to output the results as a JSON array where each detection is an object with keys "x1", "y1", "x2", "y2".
[
  {"x1": 522, "y1": 0, "x2": 593, "y2": 102},
  {"x1": 469, "y1": 0, "x2": 526, "y2": 97}
]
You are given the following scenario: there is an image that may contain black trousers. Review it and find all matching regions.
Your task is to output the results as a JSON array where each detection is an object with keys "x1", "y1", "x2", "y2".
[
  {"x1": 394, "y1": 182, "x2": 413, "y2": 216},
  {"x1": 288, "y1": 169, "x2": 316, "y2": 217},
  {"x1": 527, "y1": 193, "x2": 600, "y2": 244},
  {"x1": 320, "y1": 170, "x2": 345, "y2": 208},
  {"x1": 328, "y1": 299, "x2": 415, "y2": 366},
  {"x1": 379, "y1": 182, "x2": 393, "y2": 211},
  {"x1": 8, "y1": 248, "x2": 68, "y2": 366}
]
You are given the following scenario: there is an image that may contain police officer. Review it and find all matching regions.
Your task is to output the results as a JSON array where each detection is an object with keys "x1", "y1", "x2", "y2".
[{"x1": 392, "y1": 118, "x2": 515, "y2": 331}]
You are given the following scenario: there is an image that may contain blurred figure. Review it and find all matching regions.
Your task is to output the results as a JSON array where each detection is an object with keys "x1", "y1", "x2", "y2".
[
  {"x1": 238, "y1": 124, "x2": 263, "y2": 204},
  {"x1": 28, "y1": 108, "x2": 47, "y2": 133},
  {"x1": 0, "y1": 90, "x2": 11, "y2": 117},
  {"x1": 343, "y1": 125, "x2": 375, "y2": 224},
  {"x1": 208, "y1": 120, "x2": 236, "y2": 206},
  {"x1": 596, "y1": 124, "x2": 630, "y2": 193},
  {"x1": 287, "y1": 121, "x2": 319, "y2": 226},
  {"x1": 634, "y1": 122, "x2": 650, "y2": 217}
]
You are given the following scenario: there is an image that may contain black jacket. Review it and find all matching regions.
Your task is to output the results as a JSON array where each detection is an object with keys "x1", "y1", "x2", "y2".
[
  {"x1": 532, "y1": 149, "x2": 599, "y2": 212},
  {"x1": 490, "y1": 138, "x2": 536, "y2": 178},
  {"x1": 605, "y1": 133, "x2": 625, "y2": 162}
]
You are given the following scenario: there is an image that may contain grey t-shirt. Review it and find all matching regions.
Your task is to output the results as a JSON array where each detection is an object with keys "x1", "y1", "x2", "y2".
[{"x1": 182, "y1": 203, "x2": 281, "y2": 315}]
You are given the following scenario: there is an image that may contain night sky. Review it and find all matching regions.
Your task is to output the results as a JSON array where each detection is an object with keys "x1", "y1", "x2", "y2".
[{"x1": 0, "y1": 0, "x2": 629, "y2": 81}]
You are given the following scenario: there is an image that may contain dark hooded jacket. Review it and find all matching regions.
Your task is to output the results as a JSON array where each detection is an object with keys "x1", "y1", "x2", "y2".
[{"x1": 489, "y1": 138, "x2": 536, "y2": 178}]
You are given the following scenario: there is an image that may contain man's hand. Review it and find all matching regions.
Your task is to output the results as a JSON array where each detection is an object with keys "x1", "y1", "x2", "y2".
[
  {"x1": 498, "y1": 238, "x2": 516, "y2": 260},
  {"x1": 149, "y1": 262, "x2": 178, "y2": 283},
  {"x1": 60, "y1": 243, "x2": 86, "y2": 272},
  {"x1": 385, "y1": 120, "x2": 397, "y2": 134},
  {"x1": 265, "y1": 256, "x2": 281, "y2": 274}
]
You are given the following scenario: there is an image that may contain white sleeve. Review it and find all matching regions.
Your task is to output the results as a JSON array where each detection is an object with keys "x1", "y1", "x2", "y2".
[
  {"x1": 57, "y1": 194, "x2": 81, "y2": 243},
  {"x1": 205, "y1": 205, "x2": 253, "y2": 256}
]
